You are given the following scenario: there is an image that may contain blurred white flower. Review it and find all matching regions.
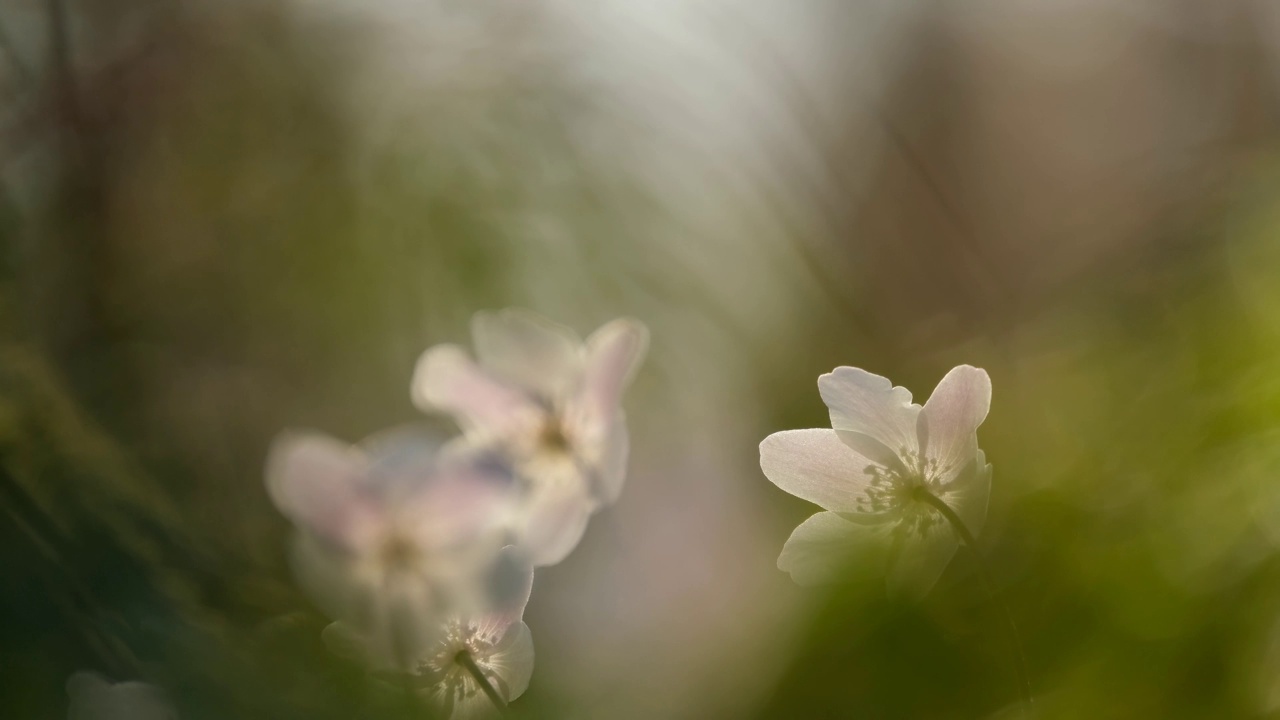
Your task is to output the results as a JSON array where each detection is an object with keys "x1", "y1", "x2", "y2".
[
  {"x1": 412, "y1": 309, "x2": 648, "y2": 566},
  {"x1": 325, "y1": 551, "x2": 535, "y2": 720},
  {"x1": 66, "y1": 674, "x2": 178, "y2": 720},
  {"x1": 760, "y1": 365, "x2": 992, "y2": 597},
  {"x1": 266, "y1": 427, "x2": 516, "y2": 665}
]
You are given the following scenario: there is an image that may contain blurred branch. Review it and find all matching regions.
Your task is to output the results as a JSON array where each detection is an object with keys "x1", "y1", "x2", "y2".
[
  {"x1": 47, "y1": 0, "x2": 85, "y2": 138},
  {"x1": 0, "y1": 15, "x2": 33, "y2": 87}
]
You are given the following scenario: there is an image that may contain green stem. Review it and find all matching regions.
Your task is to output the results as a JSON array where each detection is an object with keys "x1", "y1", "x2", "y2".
[
  {"x1": 456, "y1": 650, "x2": 508, "y2": 714},
  {"x1": 918, "y1": 490, "x2": 1035, "y2": 716}
]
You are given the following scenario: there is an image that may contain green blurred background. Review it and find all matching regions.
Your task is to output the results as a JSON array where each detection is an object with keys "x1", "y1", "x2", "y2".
[{"x1": 5, "y1": 1, "x2": 1280, "y2": 718}]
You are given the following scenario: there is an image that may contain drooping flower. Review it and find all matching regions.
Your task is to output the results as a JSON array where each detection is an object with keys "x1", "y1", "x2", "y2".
[
  {"x1": 66, "y1": 673, "x2": 178, "y2": 720},
  {"x1": 411, "y1": 309, "x2": 648, "y2": 566},
  {"x1": 266, "y1": 426, "x2": 517, "y2": 665},
  {"x1": 324, "y1": 550, "x2": 535, "y2": 720},
  {"x1": 759, "y1": 365, "x2": 992, "y2": 597}
]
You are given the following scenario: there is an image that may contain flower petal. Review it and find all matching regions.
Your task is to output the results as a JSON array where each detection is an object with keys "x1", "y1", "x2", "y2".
[
  {"x1": 818, "y1": 367, "x2": 921, "y2": 459},
  {"x1": 777, "y1": 511, "x2": 891, "y2": 586},
  {"x1": 265, "y1": 431, "x2": 381, "y2": 551},
  {"x1": 567, "y1": 318, "x2": 648, "y2": 438},
  {"x1": 411, "y1": 344, "x2": 544, "y2": 437},
  {"x1": 446, "y1": 687, "x2": 503, "y2": 720},
  {"x1": 516, "y1": 480, "x2": 595, "y2": 567},
  {"x1": 575, "y1": 411, "x2": 629, "y2": 505},
  {"x1": 488, "y1": 621, "x2": 535, "y2": 702},
  {"x1": 370, "y1": 572, "x2": 444, "y2": 668},
  {"x1": 943, "y1": 449, "x2": 992, "y2": 539},
  {"x1": 394, "y1": 446, "x2": 516, "y2": 555},
  {"x1": 920, "y1": 365, "x2": 991, "y2": 475},
  {"x1": 886, "y1": 523, "x2": 960, "y2": 600},
  {"x1": 834, "y1": 430, "x2": 910, "y2": 474},
  {"x1": 472, "y1": 308, "x2": 583, "y2": 401},
  {"x1": 288, "y1": 534, "x2": 368, "y2": 632},
  {"x1": 759, "y1": 429, "x2": 880, "y2": 514},
  {"x1": 484, "y1": 548, "x2": 535, "y2": 624}
]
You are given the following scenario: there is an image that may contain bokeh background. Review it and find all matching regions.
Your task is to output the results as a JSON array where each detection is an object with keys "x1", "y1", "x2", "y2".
[{"x1": 5, "y1": 0, "x2": 1280, "y2": 718}]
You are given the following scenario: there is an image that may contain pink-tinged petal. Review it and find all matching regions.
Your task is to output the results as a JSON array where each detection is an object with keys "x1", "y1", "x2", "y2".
[
  {"x1": 472, "y1": 308, "x2": 583, "y2": 401},
  {"x1": 517, "y1": 480, "x2": 595, "y2": 567},
  {"x1": 487, "y1": 621, "x2": 534, "y2": 702},
  {"x1": 411, "y1": 344, "x2": 544, "y2": 437},
  {"x1": 265, "y1": 431, "x2": 381, "y2": 551},
  {"x1": 886, "y1": 523, "x2": 959, "y2": 600},
  {"x1": 819, "y1": 367, "x2": 921, "y2": 459},
  {"x1": 920, "y1": 365, "x2": 991, "y2": 475},
  {"x1": 394, "y1": 447, "x2": 516, "y2": 555},
  {"x1": 778, "y1": 512, "x2": 892, "y2": 586},
  {"x1": 759, "y1": 429, "x2": 880, "y2": 514},
  {"x1": 567, "y1": 318, "x2": 648, "y2": 437}
]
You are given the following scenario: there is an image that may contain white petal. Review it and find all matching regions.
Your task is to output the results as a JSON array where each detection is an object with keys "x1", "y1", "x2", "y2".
[
  {"x1": 447, "y1": 690, "x2": 502, "y2": 720},
  {"x1": 358, "y1": 426, "x2": 445, "y2": 479},
  {"x1": 566, "y1": 318, "x2": 648, "y2": 440},
  {"x1": 920, "y1": 365, "x2": 991, "y2": 475},
  {"x1": 759, "y1": 429, "x2": 880, "y2": 514},
  {"x1": 517, "y1": 480, "x2": 595, "y2": 567},
  {"x1": 288, "y1": 534, "x2": 368, "y2": 631},
  {"x1": 484, "y1": 547, "x2": 535, "y2": 624},
  {"x1": 574, "y1": 412, "x2": 629, "y2": 506},
  {"x1": 886, "y1": 523, "x2": 960, "y2": 600},
  {"x1": 472, "y1": 308, "x2": 583, "y2": 401},
  {"x1": 265, "y1": 431, "x2": 381, "y2": 551},
  {"x1": 818, "y1": 367, "x2": 921, "y2": 459},
  {"x1": 488, "y1": 621, "x2": 535, "y2": 702},
  {"x1": 368, "y1": 573, "x2": 444, "y2": 668},
  {"x1": 942, "y1": 450, "x2": 992, "y2": 539},
  {"x1": 411, "y1": 344, "x2": 544, "y2": 437},
  {"x1": 290, "y1": 537, "x2": 441, "y2": 667},
  {"x1": 397, "y1": 451, "x2": 515, "y2": 555},
  {"x1": 778, "y1": 511, "x2": 891, "y2": 586}
]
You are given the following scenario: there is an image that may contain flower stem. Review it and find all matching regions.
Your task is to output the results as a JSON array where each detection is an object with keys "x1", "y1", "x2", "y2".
[
  {"x1": 918, "y1": 491, "x2": 1035, "y2": 716},
  {"x1": 456, "y1": 650, "x2": 509, "y2": 714}
]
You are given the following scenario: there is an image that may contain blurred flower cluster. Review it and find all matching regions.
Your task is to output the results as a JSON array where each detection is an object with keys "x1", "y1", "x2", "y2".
[{"x1": 265, "y1": 309, "x2": 647, "y2": 717}]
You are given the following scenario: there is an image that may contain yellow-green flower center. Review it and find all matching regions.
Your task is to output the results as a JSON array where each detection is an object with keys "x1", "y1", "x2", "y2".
[{"x1": 857, "y1": 450, "x2": 946, "y2": 537}]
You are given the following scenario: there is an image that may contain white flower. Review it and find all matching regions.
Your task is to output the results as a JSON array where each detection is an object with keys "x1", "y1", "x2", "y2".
[
  {"x1": 266, "y1": 427, "x2": 516, "y2": 665},
  {"x1": 759, "y1": 365, "x2": 993, "y2": 597},
  {"x1": 66, "y1": 674, "x2": 178, "y2": 720},
  {"x1": 325, "y1": 552, "x2": 536, "y2": 720},
  {"x1": 411, "y1": 309, "x2": 648, "y2": 566}
]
